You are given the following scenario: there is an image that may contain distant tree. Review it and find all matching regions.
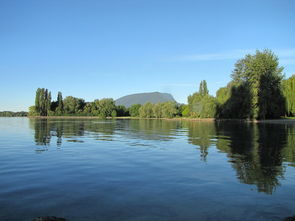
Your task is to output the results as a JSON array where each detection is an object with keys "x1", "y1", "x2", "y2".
[
  {"x1": 283, "y1": 75, "x2": 295, "y2": 116},
  {"x1": 35, "y1": 88, "x2": 41, "y2": 114},
  {"x1": 139, "y1": 102, "x2": 154, "y2": 118},
  {"x1": 63, "y1": 96, "x2": 85, "y2": 114},
  {"x1": 34, "y1": 88, "x2": 52, "y2": 116},
  {"x1": 128, "y1": 104, "x2": 141, "y2": 117},
  {"x1": 96, "y1": 98, "x2": 116, "y2": 118},
  {"x1": 199, "y1": 80, "x2": 209, "y2": 96},
  {"x1": 28, "y1": 106, "x2": 38, "y2": 116},
  {"x1": 188, "y1": 80, "x2": 216, "y2": 118},
  {"x1": 161, "y1": 102, "x2": 178, "y2": 118},
  {"x1": 153, "y1": 103, "x2": 162, "y2": 118},
  {"x1": 0, "y1": 111, "x2": 28, "y2": 117},
  {"x1": 83, "y1": 102, "x2": 95, "y2": 115},
  {"x1": 111, "y1": 110, "x2": 117, "y2": 118},
  {"x1": 56, "y1": 92, "x2": 64, "y2": 115},
  {"x1": 116, "y1": 105, "x2": 128, "y2": 117},
  {"x1": 181, "y1": 104, "x2": 190, "y2": 117}
]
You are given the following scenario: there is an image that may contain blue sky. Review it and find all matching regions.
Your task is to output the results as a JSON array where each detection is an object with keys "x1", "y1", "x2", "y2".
[{"x1": 1, "y1": 0, "x2": 295, "y2": 111}]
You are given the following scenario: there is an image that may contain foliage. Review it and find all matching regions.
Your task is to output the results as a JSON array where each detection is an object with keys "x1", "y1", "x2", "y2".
[
  {"x1": 138, "y1": 102, "x2": 179, "y2": 118},
  {"x1": 28, "y1": 50, "x2": 290, "y2": 120},
  {"x1": 229, "y1": 49, "x2": 285, "y2": 119},
  {"x1": 56, "y1": 92, "x2": 64, "y2": 115},
  {"x1": 181, "y1": 104, "x2": 190, "y2": 117},
  {"x1": 216, "y1": 82, "x2": 252, "y2": 119},
  {"x1": 34, "y1": 88, "x2": 52, "y2": 116},
  {"x1": 139, "y1": 102, "x2": 154, "y2": 118},
  {"x1": 283, "y1": 75, "x2": 295, "y2": 116},
  {"x1": 0, "y1": 111, "x2": 28, "y2": 117},
  {"x1": 128, "y1": 104, "x2": 142, "y2": 117},
  {"x1": 63, "y1": 96, "x2": 86, "y2": 114},
  {"x1": 116, "y1": 105, "x2": 129, "y2": 117},
  {"x1": 187, "y1": 80, "x2": 217, "y2": 118}
]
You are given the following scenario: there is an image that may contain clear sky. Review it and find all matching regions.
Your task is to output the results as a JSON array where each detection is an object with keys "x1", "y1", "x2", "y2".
[{"x1": 1, "y1": 0, "x2": 295, "y2": 111}]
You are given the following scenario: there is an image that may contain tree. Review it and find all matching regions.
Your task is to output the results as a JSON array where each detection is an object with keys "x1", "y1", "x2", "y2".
[
  {"x1": 128, "y1": 104, "x2": 141, "y2": 117},
  {"x1": 153, "y1": 103, "x2": 162, "y2": 118},
  {"x1": 28, "y1": 106, "x2": 38, "y2": 116},
  {"x1": 230, "y1": 49, "x2": 285, "y2": 119},
  {"x1": 34, "y1": 88, "x2": 52, "y2": 116},
  {"x1": 161, "y1": 102, "x2": 178, "y2": 118},
  {"x1": 199, "y1": 80, "x2": 209, "y2": 96},
  {"x1": 56, "y1": 92, "x2": 64, "y2": 115},
  {"x1": 63, "y1": 96, "x2": 85, "y2": 114},
  {"x1": 96, "y1": 98, "x2": 116, "y2": 118},
  {"x1": 283, "y1": 75, "x2": 295, "y2": 116},
  {"x1": 187, "y1": 80, "x2": 216, "y2": 118},
  {"x1": 139, "y1": 102, "x2": 154, "y2": 118},
  {"x1": 116, "y1": 105, "x2": 128, "y2": 117},
  {"x1": 181, "y1": 104, "x2": 190, "y2": 117}
]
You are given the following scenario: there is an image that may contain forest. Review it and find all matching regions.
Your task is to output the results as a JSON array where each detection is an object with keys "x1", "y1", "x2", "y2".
[
  {"x1": 28, "y1": 49, "x2": 295, "y2": 120},
  {"x1": 0, "y1": 111, "x2": 28, "y2": 117}
]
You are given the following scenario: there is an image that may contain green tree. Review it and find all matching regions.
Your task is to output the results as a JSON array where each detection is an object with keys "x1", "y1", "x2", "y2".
[
  {"x1": 199, "y1": 80, "x2": 209, "y2": 96},
  {"x1": 181, "y1": 104, "x2": 190, "y2": 117},
  {"x1": 96, "y1": 98, "x2": 116, "y2": 118},
  {"x1": 28, "y1": 106, "x2": 38, "y2": 116},
  {"x1": 283, "y1": 75, "x2": 295, "y2": 116},
  {"x1": 188, "y1": 80, "x2": 216, "y2": 118},
  {"x1": 139, "y1": 102, "x2": 154, "y2": 118},
  {"x1": 116, "y1": 105, "x2": 128, "y2": 116},
  {"x1": 161, "y1": 102, "x2": 178, "y2": 118},
  {"x1": 231, "y1": 49, "x2": 285, "y2": 119},
  {"x1": 56, "y1": 92, "x2": 64, "y2": 115},
  {"x1": 63, "y1": 96, "x2": 85, "y2": 115},
  {"x1": 34, "y1": 88, "x2": 52, "y2": 116},
  {"x1": 128, "y1": 104, "x2": 142, "y2": 117},
  {"x1": 153, "y1": 103, "x2": 162, "y2": 118}
]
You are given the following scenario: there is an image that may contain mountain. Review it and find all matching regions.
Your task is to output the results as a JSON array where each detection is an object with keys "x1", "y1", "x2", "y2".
[{"x1": 115, "y1": 92, "x2": 176, "y2": 108}]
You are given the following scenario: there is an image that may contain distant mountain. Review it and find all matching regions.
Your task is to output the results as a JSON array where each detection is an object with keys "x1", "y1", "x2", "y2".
[{"x1": 115, "y1": 92, "x2": 176, "y2": 108}]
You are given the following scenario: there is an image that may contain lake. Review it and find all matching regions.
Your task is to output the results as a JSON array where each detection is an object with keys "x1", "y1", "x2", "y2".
[{"x1": 0, "y1": 118, "x2": 295, "y2": 221}]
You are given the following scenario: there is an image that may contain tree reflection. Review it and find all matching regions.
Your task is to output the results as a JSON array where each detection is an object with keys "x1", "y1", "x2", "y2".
[
  {"x1": 214, "y1": 121, "x2": 293, "y2": 194},
  {"x1": 185, "y1": 121, "x2": 216, "y2": 161},
  {"x1": 29, "y1": 119, "x2": 180, "y2": 147},
  {"x1": 29, "y1": 118, "x2": 114, "y2": 146},
  {"x1": 29, "y1": 118, "x2": 295, "y2": 194}
]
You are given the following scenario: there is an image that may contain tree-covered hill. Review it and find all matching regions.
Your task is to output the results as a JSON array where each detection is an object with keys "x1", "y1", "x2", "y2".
[
  {"x1": 0, "y1": 111, "x2": 28, "y2": 117},
  {"x1": 115, "y1": 92, "x2": 176, "y2": 108}
]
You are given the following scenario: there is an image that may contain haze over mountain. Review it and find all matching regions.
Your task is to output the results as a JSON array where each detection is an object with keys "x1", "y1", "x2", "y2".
[{"x1": 115, "y1": 92, "x2": 176, "y2": 108}]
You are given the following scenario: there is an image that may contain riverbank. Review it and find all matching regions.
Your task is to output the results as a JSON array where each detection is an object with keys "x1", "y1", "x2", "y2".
[{"x1": 27, "y1": 116, "x2": 295, "y2": 124}]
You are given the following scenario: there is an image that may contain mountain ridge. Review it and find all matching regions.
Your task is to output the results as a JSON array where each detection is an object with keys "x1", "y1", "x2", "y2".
[{"x1": 115, "y1": 92, "x2": 176, "y2": 108}]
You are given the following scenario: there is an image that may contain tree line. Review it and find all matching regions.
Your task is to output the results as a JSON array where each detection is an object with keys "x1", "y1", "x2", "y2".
[
  {"x1": 0, "y1": 111, "x2": 28, "y2": 117},
  {"x1": 29, "y1": 91, "x2": 183, "y2": 118},
  {"x1": 183, "y1": 49, "x2": 294, "y2": 119},
  {"x1": 29, "y1": 49, "x2": 295, "y2": 120}
]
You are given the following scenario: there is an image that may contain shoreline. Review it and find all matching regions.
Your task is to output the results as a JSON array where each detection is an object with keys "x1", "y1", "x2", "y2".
[{"x1": 26, "y1": 116, "x2": 295, "y2": 124}]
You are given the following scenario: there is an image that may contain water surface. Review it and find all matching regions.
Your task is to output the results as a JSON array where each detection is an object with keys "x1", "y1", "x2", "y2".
[{"x1": 0, "y1": 118, "x2": 295, "y2": 221}]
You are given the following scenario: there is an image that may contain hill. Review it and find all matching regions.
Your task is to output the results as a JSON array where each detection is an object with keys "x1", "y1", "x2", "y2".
[{"x1": 115, "y1": 92, "x2": 176, "y2": 108}]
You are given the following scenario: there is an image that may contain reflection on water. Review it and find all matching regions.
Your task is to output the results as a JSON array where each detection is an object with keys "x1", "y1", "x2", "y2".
[
  {"x1": 1, "y1": 118, "x2": 295, "y2": 221},
  {"x1": 215, "y1": 122, "x2": 289, "y2": 194},
  {"x1": 29, "y1": 118, "x2": 295, "y2": 195}
]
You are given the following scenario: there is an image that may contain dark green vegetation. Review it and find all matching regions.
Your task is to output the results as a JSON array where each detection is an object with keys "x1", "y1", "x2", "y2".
[
  {"x1": 0, "y1": 111, "x2": 27, "y2": 117},
  {"x1": 29, "y1": 92, "x2": 182, "y2": 118},
  {"x1": 28, "y1": 49, "x2": 295, "y2": 120},
  {"x1": 283, "y1": 75, "x2": 295, "y2": 117},
  {"x1": 115, "y1": 92, "x2": 175, "y2": 108},
  {"x1": 185, "y1": 49, "x2": 294, "y2": 119}
]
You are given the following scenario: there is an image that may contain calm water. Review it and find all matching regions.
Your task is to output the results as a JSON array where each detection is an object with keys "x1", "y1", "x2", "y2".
[{"x1": 0, "y1": 118, "x2": 295, "y2": 221}]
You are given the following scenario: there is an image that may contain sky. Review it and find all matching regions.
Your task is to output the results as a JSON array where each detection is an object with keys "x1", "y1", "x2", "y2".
[{"x1": 1, "y1": 0, "x2": 295, "y2": 111}]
